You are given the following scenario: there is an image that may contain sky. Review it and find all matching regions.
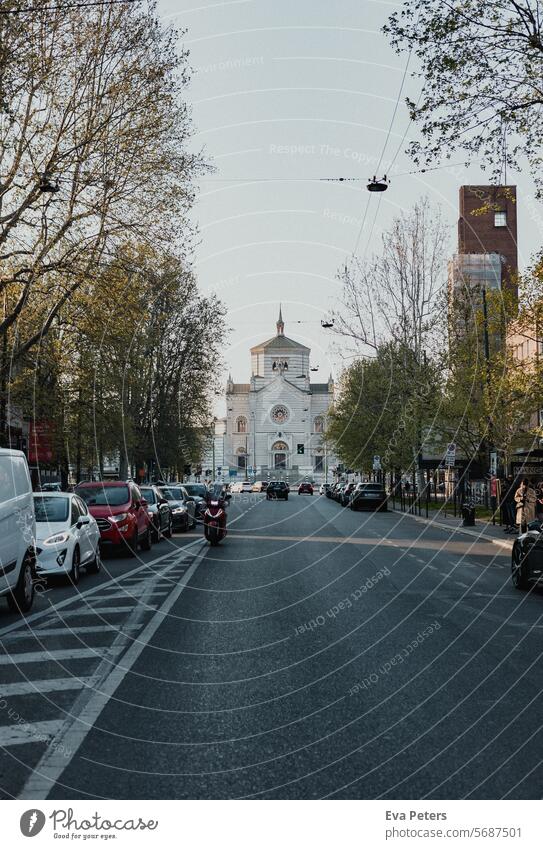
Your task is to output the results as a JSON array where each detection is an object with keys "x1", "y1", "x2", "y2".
[{"x1": 157, "y1": 0, "x2": 543, "y2": 413}]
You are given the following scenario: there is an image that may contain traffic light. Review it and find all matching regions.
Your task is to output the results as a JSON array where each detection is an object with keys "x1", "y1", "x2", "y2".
[{"x1": 297, "y1": 443, "x2": 304, "y2": 454}]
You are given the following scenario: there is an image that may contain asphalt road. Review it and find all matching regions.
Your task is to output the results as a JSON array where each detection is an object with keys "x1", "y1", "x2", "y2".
[{"x1": 1, "y1": 492, "x2": 542, "y2": 800}]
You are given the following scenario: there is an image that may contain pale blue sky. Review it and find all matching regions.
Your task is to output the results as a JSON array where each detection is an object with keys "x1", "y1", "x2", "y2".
[{"x1": 158, "y1": 0, "x2": 542, "y2": 409}]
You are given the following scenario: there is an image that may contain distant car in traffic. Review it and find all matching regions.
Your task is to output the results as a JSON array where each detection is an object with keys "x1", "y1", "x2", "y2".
[
  {"x1": 40, "y1": 482, "x2": 63, "y2": 492},
  {"x1": 319, "y1": 483, "x2": 331, "y2": 495},
  {"x1": 34, "y1": 492, "x2": 100, "y2": 583},
  {"x1": 512, "y1": 521, "x2": 543, "y2": 590},
  {"x1": 252, "y1": 480, "x2": 269, "y2": 492},
  {"x1": 349, "y1": 482, "x2": 388, "y2": 511},
  {"x1": 75, "y1": 480, "x2": 153, "y2": 556},
  {"x1": 182, "y1": 483, "x2": 208, "y2": 517},
  {"x1": 266, "y1": 481, "x2": 289, "y2": 501},
  {"x1": 240, "y1": 480, "x2": 253, "y2": 493},
  {"x1": 139, "y1": 485, "x2": 172, "y2": 542},
  {"x1": 158, "y1": 485, "x2": 196, "y2": 532},
  {"x1": 298, "y1": 482, "x2": 313, "y2": 495}
]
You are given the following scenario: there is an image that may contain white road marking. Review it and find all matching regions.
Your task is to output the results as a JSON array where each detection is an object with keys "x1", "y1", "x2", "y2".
[
  {"x1": 3, "y1": 625, "x2": 142, "y2": 640},
  {"x1": 19, "y1": 545, "x2": 208, "y2": 799},
  {"x1": 1, "y1": 678, "x2": 93, "y2": 697},
  {"x1": 428, "y1": 565, "x2": 438, "y2": 571},
  {"x1": 0, "y1": 647, "x2": 115, "y2": 665},
  {"x1": 0, "y1": 720, "x2": 63, "y2": 747},
  {"x1": 455, "y1": 581, "x2": 469, "y2": 589}
]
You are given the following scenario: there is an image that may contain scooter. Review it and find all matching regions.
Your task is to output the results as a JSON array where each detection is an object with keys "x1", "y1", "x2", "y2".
[{"x1": 203, "y1": 497, "x2": 227, "y2": 545}]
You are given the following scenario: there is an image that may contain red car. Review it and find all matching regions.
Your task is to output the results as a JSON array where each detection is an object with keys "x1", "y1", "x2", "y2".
[
  {"x1": 75, "y1": 481, "x2": 152, "y2": 557},
  {"x1": 298, "y1": 482, "x2": 314, "y2": 495}
]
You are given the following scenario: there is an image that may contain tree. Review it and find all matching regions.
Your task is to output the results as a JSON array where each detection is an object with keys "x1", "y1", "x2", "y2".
[
  {"x1": 327, "y1": 342, "x2": 441, "y2": 477},
  {"x1": 384, "y1": 1, "x2": 543, "y2": 191},
  {"x1": 0, "y1": 0, "x2": 200, "y2": 374},
  {"x1": 333, "y1": 198, "x2": 447, "y2": 362}
]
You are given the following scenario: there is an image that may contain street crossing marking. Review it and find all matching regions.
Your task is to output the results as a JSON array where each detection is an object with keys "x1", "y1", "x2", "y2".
[
  {"x1": 0, "y1": 720, "x2": 63, "y2": 747},
  {"x1": 3, "y1": 625, "x2": 143, "y2": 640},
  {"x1": 1, "y1": 678, "x2": 93, "y2": 697},
  {"x1": 0, "y1": 647, "x2": 116, "y2": 665}
]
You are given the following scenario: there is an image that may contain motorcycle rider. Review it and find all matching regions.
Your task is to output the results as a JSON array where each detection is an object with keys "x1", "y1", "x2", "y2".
[{"x1": 204, "y1": 482, "x2": 228, "y2": 541}]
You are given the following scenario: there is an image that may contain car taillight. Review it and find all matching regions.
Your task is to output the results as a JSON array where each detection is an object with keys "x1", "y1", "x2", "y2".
[{"x1": 211, "y1": 500, "x2": 219, "y2": 506}]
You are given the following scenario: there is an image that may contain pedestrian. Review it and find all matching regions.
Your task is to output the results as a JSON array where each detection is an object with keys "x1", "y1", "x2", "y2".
[
  {"x1": 404, "y1": 479, "x2": 410, "y2": 495},
  {"x1": 501, "y1": 474, "x2": 517, "y2": 533},
  {"x1": 514, "y1": 478, "x2": 536, "y2": 534}
]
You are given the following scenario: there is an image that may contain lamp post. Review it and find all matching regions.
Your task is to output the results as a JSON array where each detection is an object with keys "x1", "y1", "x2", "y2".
[{"x1": 251, "y1": 410, "x2": 256, "y2": 476}]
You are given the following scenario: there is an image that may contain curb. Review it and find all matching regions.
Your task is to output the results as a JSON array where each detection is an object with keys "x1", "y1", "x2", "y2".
[{"x1": 389, "y1": 508, "x2": 514, "y2": 551}]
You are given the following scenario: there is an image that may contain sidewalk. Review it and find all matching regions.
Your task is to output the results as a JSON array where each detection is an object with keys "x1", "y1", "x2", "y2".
[{"x1": 389, "y1": 505, "x2": 515, "y2": 551}]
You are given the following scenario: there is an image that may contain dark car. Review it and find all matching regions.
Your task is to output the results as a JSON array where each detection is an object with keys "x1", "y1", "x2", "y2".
[
  {"x1": 512, "y1": 520, "x2": 543, "y2": 589},
  {"x1": 182, "y1": 483, "x2": 208, "y2": 517},
  {"x1": 75, "y1": 480, "x2": 152, "y2": 556},
  {"x1": 334, "y1": 483, "x2": 346, "y2": 502},
  {"x1": 298, "y1": 482, "x2": 313, "y2": 495},
  {"x1": 140, "y1": 485, "x2": 172, "y2": 542},
  {"x1": 158, "y1": 485, "x2": 196, "y2": 532},
  {"x1": 266, "y1": 481, "x2": 289, "y2": 501},
  {"x1": 349, "y1": 482, "x2": 388, "y2": 511}
]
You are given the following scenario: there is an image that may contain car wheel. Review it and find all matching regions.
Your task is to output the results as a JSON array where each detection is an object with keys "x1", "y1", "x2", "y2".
[
  {"x1": 87, "y1": 549, "x2": 101, "y2": 574},
  {"x1": 511, "y1": 544, "x2": 529, "y2": 590},
  {"x1": 70, "y1": 547, "x2": 81, "y2": 585},
  {"x1": 140, "y1": 526, "x2": 152, "y2": 551},
  {"x1": 7, "y1": 553, "x2": 34, "y2": 613},
  {"x1": 164, "y1": 518, "x2": 172, "y2": 538}
]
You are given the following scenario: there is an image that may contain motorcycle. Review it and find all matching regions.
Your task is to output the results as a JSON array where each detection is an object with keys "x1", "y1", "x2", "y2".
[{"x1": 203, "y1": 497, "x2": 227, "y2": 545}]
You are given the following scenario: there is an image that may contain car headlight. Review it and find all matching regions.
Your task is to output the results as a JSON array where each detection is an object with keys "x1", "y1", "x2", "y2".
[
  {"x1": 43, "y1": 532, "x2": 70, "y2": 546},
  {"x1": 109, "y1": 513, "x2": 129, "y2": 523},
  {"x1": 172, "y1": 507, "x2": 186, "y2": 514}
]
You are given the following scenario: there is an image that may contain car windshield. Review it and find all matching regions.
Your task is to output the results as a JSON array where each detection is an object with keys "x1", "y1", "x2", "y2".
[
  {"x1": 140, "y1": 488, "x2": 156, "y2": 504},
  {"x1": 160, "y1": 487, "x2": 184, "y2": 501},
  {"x1": 34, "y1": 495, "x2": 69, "y2": 523},
  {"x1": 184, "y1": 485, "x2": 206, "y2": 498},
  {"x1": 76, "y1": 485, "x2": 130, "y2": 506}
]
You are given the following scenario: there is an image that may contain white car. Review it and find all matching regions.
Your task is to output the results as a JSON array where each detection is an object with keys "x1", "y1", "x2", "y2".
[
  {"x1": 240, "y1": 481, "x2": 253, "y2": 493},
  {"x1": 34, "y1": 492, "x2": 100, "y2": 584},
  {"x1": 230, "y1": 481, "x2": 242, "y2": 493},
  {"x1": 0, "y1": 448, "x2": 36, "y2": 613}
]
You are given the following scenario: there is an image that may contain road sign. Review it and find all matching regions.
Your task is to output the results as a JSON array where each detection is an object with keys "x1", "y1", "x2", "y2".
[
  {"x1": 373, "y1": 455, "x2": 381, "y2": 470},
  {"x1": 445, "y1": 442, "x2": 456, "y2": 467}
]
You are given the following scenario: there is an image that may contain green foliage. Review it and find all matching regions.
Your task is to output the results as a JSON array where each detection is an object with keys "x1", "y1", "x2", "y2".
[{"x1": 384, "y1": 1, "x2": 543, "y2": 192}]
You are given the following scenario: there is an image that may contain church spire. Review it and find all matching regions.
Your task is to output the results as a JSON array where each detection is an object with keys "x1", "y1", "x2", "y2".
[{"x1": 276, "y1": 304, "x2": 284, "y2": 335}]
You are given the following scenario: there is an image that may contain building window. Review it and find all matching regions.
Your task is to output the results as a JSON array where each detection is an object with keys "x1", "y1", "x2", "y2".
[
  {"x1": 236, "y1": 416, "x2": 247, "y2": 433},
  {"x1": 236, "y1": 447, "x2": 246, "y2": 469},
  {"x1": 314, "y1": 455, "x2": 324, "y2": 472},
  {"x1": 494, "y1": 210, "x2": 507, "y2": 227},
  {"x1": 270, "y1": 404, "x2": 289, "y2": 424},
  {"x1": 314, "y1": 416, "x2": 324, "y2": 433}
]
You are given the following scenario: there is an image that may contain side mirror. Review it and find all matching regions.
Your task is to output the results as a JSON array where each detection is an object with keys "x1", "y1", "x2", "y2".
[{"x1": 76, "y1": 516, "x2": 90, "y2": 528}]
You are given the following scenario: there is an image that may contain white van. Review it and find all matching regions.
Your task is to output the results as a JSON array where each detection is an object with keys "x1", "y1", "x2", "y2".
[{"x1": 0, "y1": 448, "x2": 35, "y2": 613}]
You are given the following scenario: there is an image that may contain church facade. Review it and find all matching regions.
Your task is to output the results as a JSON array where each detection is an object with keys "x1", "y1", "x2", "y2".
[{"x1": 221, "y1": 309, "x2": 335, "y2": 482}]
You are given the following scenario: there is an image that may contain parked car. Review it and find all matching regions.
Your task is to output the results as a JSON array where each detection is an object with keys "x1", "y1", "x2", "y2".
[
  {"x1": 34, "y1": 492, "x2": 100, "y2": 583},
  {"x1": 266, "y1": 481, "x2": 289, "y2": 501},
  {"x1": 349, "y1": 482, "x2": 388, "y2": 511},
  {"x1": 158, "y1": 485, "x2": 196, "y2": 532},
  {"x1": 75, "y1": 480, "x2": 152, "y2": 556},
  {"x1": 182, "y1": 483, "x2": 208, "y2": 517},
  {"x1": 325, "y1": 484, "x2": 334, "y2": 498},
  {"x1": 319, "y1": 483, "x2": 331, "y2": 495},
  {"x1": 340, "y1": 482, "x2": 356, "y2": 507},
  {"x1": 298, "y1": 482, "x2": 314, "y2": 495},
  {"x1": 230, "y1": 481, "x2": 242, "y2": 493},
  {"x1": 0, "y1": 448, "x2": 36, "y2": 613},
  {"x1": 252, "y1": 480, "x2": 269, "y2": 492},
  {"x1": 40, "y1": 482, "x2": 63, "y2": 492},
  {"x1": 333, "y1": 483, "x2": 346, "y2": 502},
  {"x1": 139, "y1": 485, "x2": 172, "y2": 542},
  {"x1": 512, "y1": 520, "x2": 543, "y2": 590}
]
